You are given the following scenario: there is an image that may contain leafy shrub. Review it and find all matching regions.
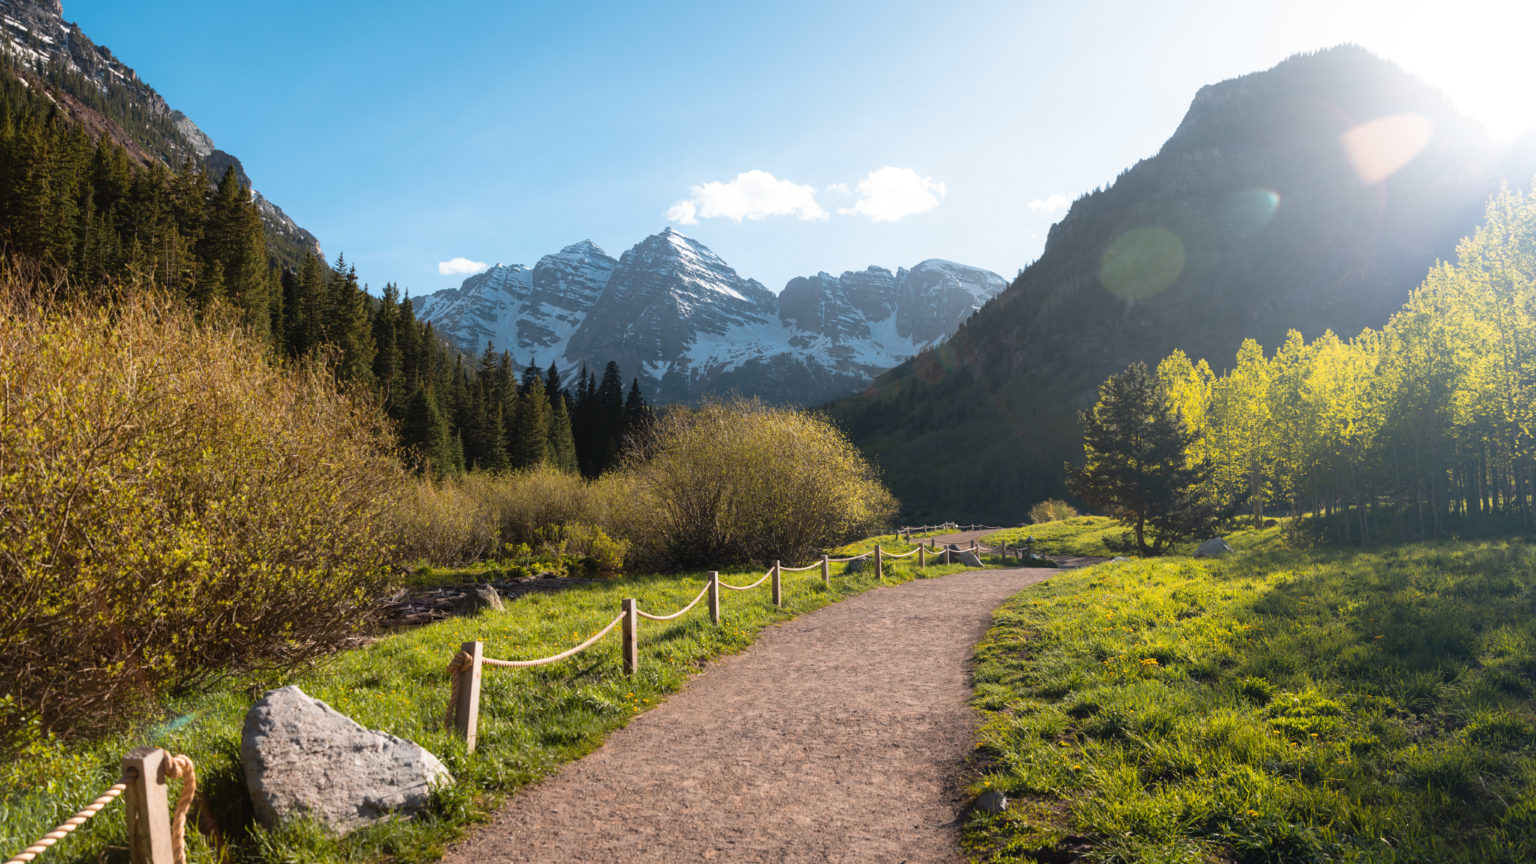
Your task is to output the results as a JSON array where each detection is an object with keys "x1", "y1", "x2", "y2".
[
  {"x1": 389, "y1": 477, "x2": 498, "y2": 567},
  {"x1": 1029, "y1": 498, "x2": 1079, "y2": 523},
  {"x1": 0, "y1": 279, "x2": 405, "y2": 743},
  {"x1": 461, "y1": 466, "x2": 602, "y2": 546},
  {"x1": 391, "y1": 466, "x2": 609, "y2": 568},
  {"x1": 618, "y1": 398, "x2": 897, "y2": 569}
]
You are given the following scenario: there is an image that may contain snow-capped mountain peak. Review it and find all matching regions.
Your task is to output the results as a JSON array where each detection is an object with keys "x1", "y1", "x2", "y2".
[{"x1": 416, "y1": 230, "x2": 1005, "y2": 405}]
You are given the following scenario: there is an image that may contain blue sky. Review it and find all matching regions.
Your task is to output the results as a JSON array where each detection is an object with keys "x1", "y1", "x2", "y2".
[{"x1": 63, "y1": 0, "x2": 1536, "y2": 297}]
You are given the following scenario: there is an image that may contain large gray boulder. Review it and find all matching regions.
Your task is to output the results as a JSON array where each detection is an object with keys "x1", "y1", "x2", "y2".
[
  {"x1": 242, "y1": 686, "x2": 452, "y2": 834},
  {"x1": 1195, "y1": 538, "x2": 1233, "y2": 557},
  {"x1": 955, "y1": 551, "x2": 984, "y2": 568}
]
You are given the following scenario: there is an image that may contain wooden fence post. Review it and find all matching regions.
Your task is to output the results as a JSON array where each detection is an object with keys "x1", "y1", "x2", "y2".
[
  {"x1": 122, "y1": 747, "x2": 173, "y2": 864},
  {"x1": 919, "y1": 545, "x2": 926, "y2": 569},
  {"x1": 943, "y1": 546, "x2": 951, "y2": 565},
  {"x1": 772, "y1": 561, "x2": 782, "y2": 607},
  {"x1": 709, "y1": 572, "x2": 721, "y2": 624},
  {"x1": 452, "y1": 640, "x2": 485, "y2": 752},
  {"x1": 821, "y1": 555, "x2": 830, "y2": 586},
  {"x1": 875, "y1": 544, "x2": 883, "y2": 581},
  {"x1": 971, "y1": 539, "x2": 979, "y2": 553},
  {"x1": 622, "y1": 598, "x2": 638, "y2": 677}
]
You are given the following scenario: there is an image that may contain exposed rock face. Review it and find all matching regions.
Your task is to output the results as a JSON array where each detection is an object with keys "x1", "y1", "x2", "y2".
[
  {"x1": 0, "y1": 0, "x2": 322, "y2": 259},
  {"x1": 241, "y1": 686, "x2": 452, "y2": 834},
  {"x1": 416, "y1": 228, "x2": 1005, "y2": 405},
  {"x1": 415, "y1": 240, "x2": 619, "y2": 363}
]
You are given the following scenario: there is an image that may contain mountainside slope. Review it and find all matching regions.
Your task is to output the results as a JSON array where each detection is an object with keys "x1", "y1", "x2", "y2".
[
  {"x1": 0, "y1": 0, "x2": 321, "y2": 265},
  {"x1": 829, "y1": 46, "x2": 1531, "y2": 523},
  {"x1": 415, "y1": 228, "x2": 1006, "y2": 405}
]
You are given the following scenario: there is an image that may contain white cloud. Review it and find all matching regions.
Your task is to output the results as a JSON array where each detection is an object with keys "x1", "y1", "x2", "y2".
[
  {"x1": 666, "y1": 170, "x2": 828, "y2": 224},
  {"x1": 1028, "y1": 193, "x2": 1071, "y2": 214},
  {"x1": 666, "y1": 199, "x2": 699, "y2": 225},
  {"x1": 839, "y1": 166, "x2": 946, "y2": 222},
  {"x1": 438, "y1": 257, "x2": 489, "y2": 276}
]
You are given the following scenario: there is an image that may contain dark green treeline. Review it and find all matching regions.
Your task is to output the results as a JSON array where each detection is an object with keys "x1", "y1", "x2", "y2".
[{"x1": 0, "y1": 59, "x2": 648, "y2": 478}]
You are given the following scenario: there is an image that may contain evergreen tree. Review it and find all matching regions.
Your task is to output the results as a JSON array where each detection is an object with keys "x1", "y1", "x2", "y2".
[
  {"x1": 511, "y1": 373, "x2": 552, "y2": 469},
  {"x1": 400, "y1": 385, "x2": 453, "y2": 476},
  {"x1": 547, "y1": 392, "x2": 578, "y2": 473},
  {"x1": 1066, "y1": 362, "x2": 1215, "y2": 555},
  {"x1": 625, "y1": 377, "x2": 653, "y2": 434}
]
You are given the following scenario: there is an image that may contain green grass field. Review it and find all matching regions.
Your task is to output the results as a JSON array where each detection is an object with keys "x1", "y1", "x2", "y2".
[
  {"x1": 1, "y1": 534, "x2": 970, "y2": 864},
  {"x1": 965, "y1": 520, "x2": 1536, "y2": 863}
]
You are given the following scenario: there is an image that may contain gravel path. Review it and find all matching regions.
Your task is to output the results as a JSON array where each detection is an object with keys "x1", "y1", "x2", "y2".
[{"x1": 440, "y1": 538, "x2": 1095, "y2": 864}]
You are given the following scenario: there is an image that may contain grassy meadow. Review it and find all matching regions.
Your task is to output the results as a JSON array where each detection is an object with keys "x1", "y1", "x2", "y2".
[
  {"x1": 966, "y1": 517, "x2": 1536, "y2": 863},
  {"x1": 0, "y1": 534, "x2": 974, "y2": 864}
]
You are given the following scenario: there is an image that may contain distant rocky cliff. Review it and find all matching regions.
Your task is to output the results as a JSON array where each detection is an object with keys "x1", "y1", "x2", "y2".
[
  {"x1": 0, "y1": 0, "x2": 322, "y2": 262},
  {"x1": 415, "y1": 228, "x2": 1005, "y2": 405}
]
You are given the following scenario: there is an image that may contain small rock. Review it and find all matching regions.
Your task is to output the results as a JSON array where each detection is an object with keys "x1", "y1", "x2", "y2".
[
  {"x1": 843, "y1": 557, "x2": 866, "y2": 574},
  {"x1": 1195, "y1": 538, "x2": 1233, "y2": 558},
  {"x1": 1109, "y1": 556, "x2": 1131, "y2": 563},
  {"x1": 242, "y1": 686, "x2": 452, "y2": 834},
  {"x1": 458, "y1": 584, "x2": 504, "y2": 614},
  {"x1": 975, "y1": 789, "x2": 1009, "y2": 814}
]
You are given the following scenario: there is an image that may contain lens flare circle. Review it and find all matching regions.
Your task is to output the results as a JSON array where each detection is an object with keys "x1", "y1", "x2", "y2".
[{"x1": 1099, "y1": 226, "x2": 1185, "y2": 300}]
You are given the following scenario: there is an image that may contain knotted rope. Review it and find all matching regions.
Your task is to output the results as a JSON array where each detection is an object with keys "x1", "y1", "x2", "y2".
[
  {"x1": 4, "y1": 753, "x2": 196, "y2": 864},
  {"x1": 164, "y1": 755, "x2": 197, "y2": 864}
]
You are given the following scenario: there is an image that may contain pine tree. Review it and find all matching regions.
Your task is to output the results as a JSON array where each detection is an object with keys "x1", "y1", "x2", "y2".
[
  {"x1": 400, "y1": 385, "x2": 453, "y2": 476},
  {"x1": 625, "y1": 377, "x2": 652, "y2": 435},
  {"x1": 547, "y1": 392, "x2": 578, "y2": 473},
  {"x1": 1065, "y1": 362, "x2": 1215, "y2": 555},
  {"x1": 511, "y1": 373, "x2": 551, "y2": 469}
]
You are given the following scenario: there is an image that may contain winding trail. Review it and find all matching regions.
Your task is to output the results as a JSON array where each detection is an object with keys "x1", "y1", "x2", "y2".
[{"x1": 439, "y1": 532, "x2": 1099, "y2": 864}]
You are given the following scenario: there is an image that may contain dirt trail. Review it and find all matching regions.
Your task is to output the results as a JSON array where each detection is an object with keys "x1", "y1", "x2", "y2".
[{"x1": 440, "y1": 535, "x2": 1093, "y2": 864}]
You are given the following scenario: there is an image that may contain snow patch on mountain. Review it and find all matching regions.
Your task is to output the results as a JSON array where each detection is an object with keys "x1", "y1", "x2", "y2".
[{"x1": 415, "y1": 229, "x2": 1005, "y2": 405}]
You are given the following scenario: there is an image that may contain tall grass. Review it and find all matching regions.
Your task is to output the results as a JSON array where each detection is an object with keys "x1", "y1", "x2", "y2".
[{"x1": 965, "y1": 522, "x2": 1536, "y2": 863}]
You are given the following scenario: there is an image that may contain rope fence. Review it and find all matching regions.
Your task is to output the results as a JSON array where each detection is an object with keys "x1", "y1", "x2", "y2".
[
  {"x1": 896, "y1": 522, "x2": 1013, "y2": 540},
  {"x1": 8, "y1": 523, "x2": 1046, "y2": 860},
  {"x1": 441, "y1": 534, "x2": 1004, "y2": 752},
  {"x1": 4, "y1": 747, "x2": 199, "y2": 864}
]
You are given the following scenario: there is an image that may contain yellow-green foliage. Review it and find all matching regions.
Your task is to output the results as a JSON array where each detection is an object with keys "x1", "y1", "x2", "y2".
[
  {"x1": 0, "y1": 540, "x2": 969, "y2": 864},
  {"x1": 966, "y1": 521, "x2": 1536, "y2": 863},
  {"x1": 0, "y1": 280, "x2": 405, "y2": 742},
  {"x1": 987, "y1": 517, "x2": 1123, "y2": 558},
  {"x1": 1028, "y1": 498, "x2": 1078, "y2": 524},
  {"x1": 1146, "y1": 182, "x2": 1536, "y2": 540},
  {"x1": 618, "y1": 398, "x2": 898, "y2": 569},
  {"x1": 390, "y1": 466, "x2": 619, "y2": 568}
]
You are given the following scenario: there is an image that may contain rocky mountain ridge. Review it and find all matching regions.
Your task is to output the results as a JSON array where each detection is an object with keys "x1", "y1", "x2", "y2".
[
  {"x1": 829, "y1": 45, "x2": 1536, "y2": 523},
  {"x1": 0, "y1": 0, "x2": 322, "y2": 261},
  {"x1": 415, "y1": 228, "x2": 1005, "y2": 405}
]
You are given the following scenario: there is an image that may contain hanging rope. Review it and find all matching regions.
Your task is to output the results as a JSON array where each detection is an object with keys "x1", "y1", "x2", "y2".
[
  {"x1": 718, "y1": 569, "x2": 773, "y2": 591},
  {"x1": 3, "y1": 780, "x2": 127, "y2": 864},
  {"x1": 4, "y1": 753, "x2": 196, "y2": 864},
  {"x1": 635, "y1": 582, "x2": 712, "y2": 621},
  {"x1": 164, "y1": 755, "x2": 197, "y2": 864}
]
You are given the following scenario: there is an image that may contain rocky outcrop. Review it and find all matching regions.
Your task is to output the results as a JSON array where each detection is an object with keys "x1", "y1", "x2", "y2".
[
  {"x1": 416, "y1": 228, "x2": 1005, "y2": 405},
  {"x1": 0, "y1": 0, "x2": 322, "y2": 259},
  {"x1": 241, "y1": 686, "x2": 452, "y2": 834}
]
